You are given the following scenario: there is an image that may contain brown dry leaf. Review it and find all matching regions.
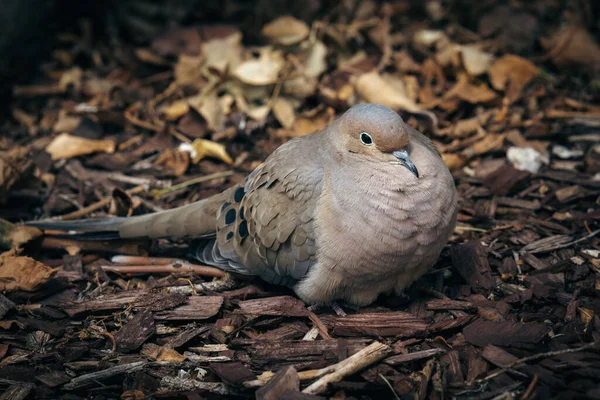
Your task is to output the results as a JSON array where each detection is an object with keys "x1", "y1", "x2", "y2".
[
  {"x1": 154, "y1": 149, "x2": 190, "y2": 176},
  {"x1": 141, "y1": 343, "x2": 186, "y2": 362},
  {"x1": 162, "y1": 100, "x2": 190, "y2": 121},
  {"x1": 285, "y1": 107, "x2": 334, "y2": 138},
  {"x1": 282, "y1": 76, "x2": 318, "y2": 99},
  {"x1": 52, "y1": 110, "x2": 82, "y2": 133},
  {"x1": 0, "y1": 146, "x2": 32, "y2": 202},
  {"x1": 540, "y1": 24, "x2": 600, "y2": 71},
  {"x1": 0, "y1": 219, "x2": 42, "y2": 250},
  {"x1": 462, "y1": 132, "x2": 506, "y2": 158},
  {"x1": 488, "y1": 55, "x2": 540, "y2": 102},
  {"x1": 201, "y1": 31, "x2": 243, "y2": 76},
  {"x1": 134, "y1": 48, "x2": 170, "y2": 66},
  {"x1": 188, "y1": 92, "x2": 225, "y2": 131},
  {"x1": 234, "y1": 48, "x2": 284, "y2": 86},
  {"x1": 273, "y1": 97, "x2": 297, "y2": 128},
  {"x1": 45, "y1": 133, "x2": 115, "y2": 160},
  {"x1": 262, "y1": 16, "x2": 309, "y2": 46},
  {"x1": 184, "y1": 139, "x2": 233, "y2": 165},
  {"x1": 174, "y1": 54, "x2": 204, "y2": 86},
  {"x1": 0, "y1": 249, "x2": 58, "y2": 292},
  {"x1": 446, "y1": 78, "x2": 497, "y2": 104},
  {"x1": 442, "y1": 153, "x2": 467, "y2": 170}
]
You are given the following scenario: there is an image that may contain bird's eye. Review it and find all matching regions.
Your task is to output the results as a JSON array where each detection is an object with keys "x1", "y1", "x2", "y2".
[{"x1": 360, "y1": 132, "x2": 374, "y2": 146}]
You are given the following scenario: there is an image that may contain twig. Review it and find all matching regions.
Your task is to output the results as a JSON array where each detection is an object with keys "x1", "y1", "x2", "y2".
[
  {"x1": 472, "y1": 342, "x2": 598, "y2": 385},
  {"x1": 302, "y1": 341, "x2": 392, "y2": 394},
  {"x1": 164, "y1": 279, "x2": 238, "y2": 294},
  {"x1": 520, "y1": 375, "x2": 539, "y2": 400},
  {"x1": 308, "y1": 311, "x2": 332, "y2": 340},
  {"x1": 102, "y1": 260, "x2": 226, "y2": 278},
  {"x1": 151, "y1": 171, "x2": 234, "y2": 198},
  {"x1": 59, "y1": 185, "x2": 146, "y2": 220}
]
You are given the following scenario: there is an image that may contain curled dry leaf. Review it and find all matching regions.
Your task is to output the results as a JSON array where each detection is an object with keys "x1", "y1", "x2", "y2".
[
  {"x1": 262, "y1": 16, "x2": 310, "y2": 46},
  {"x1": 45, "y1": 133, "x2": 116, "y2": 160},
  {"x1": 0, "y1": 219, "x2": 42, "y2": 250},
  {"x1": 303, "y1": 40, "x2": 328, "y2": 78},
  {"x1": 188, "y1": 92, "x2": 225, "y2": 131},
  {"x1": 445, "y1": 78, "x2": 497, "y2": 104},
  {"x1": 234, "y1": 49, "x2": 284, "y2": 86},
  {"x1": 201, "y1": 31, "x2": 243, "y2": 76},
  {"x1": 0, "y1": 249, "x2": 58, "y2": 292},
  {"x1": 0, "y1": 146, "x2": 32, "y2": 202},
  {"x1": 355, "y1": 71, "x2": 437, "y2": 125},
  {"x1": 459, "y1": 46, "x2": 494, "y2": 76},
  {"x1": 488, "y1": 55, "x2": 540, "y2": 102},
  {"x1": 285, "y1": 106, "x2": 334, "y2": 138},
  {"x1": 273, "y1": 97, "x2": 297, "y2": 128},
  {"x1": 154, "y1": 148, "x2": 190, "y2": 176},
  {"x1": 141, "y1": 343, "x2": 186, "y2": 362},
  {"x1": 174, "y1": 54, "x2": 204, "y2": 86},
  {"x1": 162, "y1": 100, "x2": 190, "y2": 121},
  {"x1": 442, "y1": 153, "x2": 467, "y2": 170},
  {"x1": 180, "y1": 139, "x2": 233, "y2": 165},
  {"x1": 540, "y1": 24, "x2": 600, "y2": 71}
]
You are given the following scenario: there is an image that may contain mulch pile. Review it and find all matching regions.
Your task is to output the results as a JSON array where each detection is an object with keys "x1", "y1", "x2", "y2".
[{"x1": 0, "y1": 1, "x2": 599, "y2": 399}]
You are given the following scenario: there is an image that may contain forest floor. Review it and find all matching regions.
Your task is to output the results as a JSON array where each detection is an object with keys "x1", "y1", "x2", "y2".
[{"x1": 0, "y1": 1, "x2": 599, "y2": 399}]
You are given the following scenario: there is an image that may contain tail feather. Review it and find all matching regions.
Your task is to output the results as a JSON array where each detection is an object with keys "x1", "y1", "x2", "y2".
[{"x1": 25, "y1": 218, "x2": 127, "y2": 235}]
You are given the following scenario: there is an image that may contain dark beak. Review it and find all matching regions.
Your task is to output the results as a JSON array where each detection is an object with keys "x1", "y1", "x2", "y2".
[{"x1": 392, "y1": 150, "x2": 419, "y2": 178}]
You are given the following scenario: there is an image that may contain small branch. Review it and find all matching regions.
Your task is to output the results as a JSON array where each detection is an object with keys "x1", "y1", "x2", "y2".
[
  {"x1": 102, "y1": 260, "x2": 226, "y2": 278},
  {"x1": 151, "y1": 171, "x2": 234, "y2": 198},
  {"x1": 59, "y1": 185, "x2": 146, "y2": 220}
]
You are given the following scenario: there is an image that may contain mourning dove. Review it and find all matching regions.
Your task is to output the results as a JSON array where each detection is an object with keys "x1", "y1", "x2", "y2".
[{"x1": 27, "y1": 104, "x2": 457, "y2": 306}]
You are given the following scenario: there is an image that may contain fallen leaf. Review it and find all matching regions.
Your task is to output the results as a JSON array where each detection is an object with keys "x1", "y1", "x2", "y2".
[
  {"x1": 45, "y1": 133, "x2": 115, "y2": 160},
  {"x1": 442, "y1": 153, "x2": 467, "y2": 170},
  {"x1": 541, "y1": 24, "x2": 600, "y2": 71},
  {"x1": 303, "y1": 40, "x2": 328, "y2": 78},
  {"x1": 201, "y1": 31, "x2": 243, "y2": 76},
  {"x1": 446, "y1": 78, "x2": 497, "y2": 104},
  {"x1": 355, "y1": 71, "x2": 422, "y2": 114},
  {"x1": 180, "y1": 139, "x2": 233, "y2": 165},
  {"x1": 188, "y1": 93, "x2": 225, "y2": 131},
  {"x1": 141, "y1": 343, "x2": 186, "y2": 362},
  {"x1": 233, "y1": 49, "x2": 284, "y2": 86},
  {"x1": 0, "y1": 219, "x2": 42, "y2": 250},
  {"x1": 174, "y1": 54, "x2": 204, "y2": 86},
  {"x1": 154, "y1": 148, "x2": 190, "y2": 176},
  {"x1": 284, "y1": 107, "x2": 334, "y2": 138},
  {"x1": 134, "y1": 48, "x2": 170, "y2": 66},
  {"x1": 58, "y1": 67, "x2": 83, "y2": 92},
  {"x1": 0, "y1": 146, "x2": 32, "y2": 202},
  {"x1": 272, "y1": 97, "x2": 297, "y2": 128},
  {"x1": 0, "y1": 249, "x2": 58, "y2": 292},
  {"x1": 459, "y1": 45, "x2": 495, "y2": 76},
  {"x1": 162, "y1": 100, "x2": 190, "y2": 121},
  {"x1": 262, "y1": 16, "x2": 309, "y2": 46},
  {"x1": 488, "y1": 55, "x2": 540, "y2": 102}
]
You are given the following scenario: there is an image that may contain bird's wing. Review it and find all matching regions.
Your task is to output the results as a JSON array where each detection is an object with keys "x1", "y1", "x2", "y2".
[{"x1": 194, "y1": 136, "x2": 324, "y2": 286}]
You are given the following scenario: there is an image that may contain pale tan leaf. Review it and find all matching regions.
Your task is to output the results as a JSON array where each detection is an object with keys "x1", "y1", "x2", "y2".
[
  {"x1": 445, "y1": 78, "x2": 497, "y2": 104},
  {"x1": 303, "y1": 40, "x2": 328, "y2": 78},
  {"x1": 0, "y1": 249, "x2": 59, "y2": 292},
  {"x1": 162, "y1": 100, "x2": 190, "y2": 121},
  {"x1": 273, "y1": 97, "x2": 296, "y2": 128},
  {"x1": 174, "y1": 54, "x2": 204, "y2": 86},
  {"x1": 459, "y1": 46, "x2": 495, "y2": 76},
  {"x1": 188, "y1": 93, "x2": 225, "y2": 131},
  {"x1": 233, "y1": 49, "x2": 284, "y2": 86},
  {"x1": 262, "y1": 16, "x2": 309, "y2": 46},
  {"x1": 45, "y1": 133, "x2": 115, "y2": 160},
  {"x1": 201, "y1": 31, "x2": 243, "y2": 75},
  {"x1": 355, "y1": 71, "x2": 421, "y2": 113}
]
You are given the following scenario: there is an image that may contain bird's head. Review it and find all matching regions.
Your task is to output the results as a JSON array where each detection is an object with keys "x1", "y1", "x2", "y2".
[{"x1": 336, "y1": 103, "x2": 419, "y2": 178}]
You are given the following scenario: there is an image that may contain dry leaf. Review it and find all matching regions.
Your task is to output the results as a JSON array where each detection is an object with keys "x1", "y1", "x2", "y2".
[
  {"x1": 355, "y1": 71, "x2": 422, "y2": 113},
  {"x1": 180, "y1": 139, "x2": 233, "y2": 165},
  {"x1": 162, "y1": 100, "x2": 190, "y2": 121},
  {"x1": 272, "y1": 97, "x2": 297, "y2": 128},
  {"x1": 154, "y1": 149, "x2": 190, "y2": 176},
  {"x1": 174, "y1": 54, "x2": 204, "y2": 86},
  {"x1": 262, "y1": 16, "x2": 309, "y2": 46},
  {"x1": 0, "y1": 146, "x2": 32, "y2": 202},
  {"x1": 446, "y1": 78, "x2": 497, "y2": 104},
  {"x1": 46, "y1": 133, "x2": 115, "y2": 160},
  {"x1": 462, "y1": 133, "x2": 506, "y2": 157},
  {"x1": 188, "y1": 92, "x2": 225, "y2": 131},
  {"x1": 134, "y1": 48, "x2": 170, "y2": 66},
  {"x1": 488, "y1": 55, "x2": 540, "y2": 102},
  {"x1": 285, "y1": 107, "x2": 334, "y2": 138},
  {"x1": 201, "y1": 31, "x2": 243, "y2": 75},
  {"x1": 540, "y1": 24, "x2": 600, "y2": 71},
  {"x1": 58, "y1": 67, "x2": 83, "y2": 92},
  {"x1": 442, "y1": 153, "x2": 467, "y2": 170},
  {"x1": 0, "y1": 219, "x2": 42, "y2": 250},
  {"x1": 234, "y1": 49, "x2": 284, "y2": 86},
  {"x1": 459, "y1": 46, "x2": 494, "y2": 76},
  {"x1": 0, "y1": 249, "x2": 58, "y2": 292},
  {"x1": 303, "y1": 40, "x2": 328, "y2": 78},
  {"x1": 282, "y1": 76, "x2": 318, "y2": 99},
  {"x1": 141, "y1": 343, "x2": 186, "y2": 362}
]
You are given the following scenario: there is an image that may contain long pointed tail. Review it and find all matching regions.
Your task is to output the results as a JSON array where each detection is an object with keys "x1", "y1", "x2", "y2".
[{"x1": 25, "y1": 188, "x2": 233, "y2": 240}]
